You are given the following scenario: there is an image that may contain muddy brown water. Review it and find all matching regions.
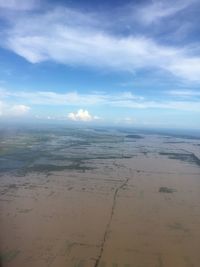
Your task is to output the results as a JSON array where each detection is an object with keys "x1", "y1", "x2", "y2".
[{"x1": 0, "y1": 134, "x2": 200, "y2": 267}]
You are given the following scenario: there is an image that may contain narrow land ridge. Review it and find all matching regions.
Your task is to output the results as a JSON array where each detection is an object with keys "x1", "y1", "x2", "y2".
[{"x1": 94, "y1": 177, "x2": 130, "y2": 267}]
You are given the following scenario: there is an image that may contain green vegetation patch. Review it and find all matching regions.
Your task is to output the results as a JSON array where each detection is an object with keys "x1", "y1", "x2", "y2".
[
  {"x1": 26, "y1": 162, "x2": 94, "y2": 173},
  {"x1": 0, "y1": 250, "x2": 20, "y2": 263},
  {"x1": 159, "y1": 187, "x2": 176, "y2": 193},
  {"x1": 168, "y1": 222, "x2": 189, "y2": 233},
  {"x1": 126, "y1": 134, "x2": 144, "y2": 139},
  {"x1": 159, "y1": 152, "x2": 200, "y2": 166}
]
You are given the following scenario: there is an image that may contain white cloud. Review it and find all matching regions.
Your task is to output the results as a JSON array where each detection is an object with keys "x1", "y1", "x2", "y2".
[
  {"x1": 0, "y1": 101, "x2": 30, "y2": 117},
  {"x1": 110, "y1": 98, "x2": 200, "y2": 112},
  {"x1": 136, "y1": 0, "x2": 195, "y2": 25},
  {"x1": 7, "y1": 90, "x2": 106, "y2": 105},
  {"x1": 167, "y1": 57, "x2": 200, "y2": 82},
  {"x1": 168, "y1": 89, "x2": 200, "y2": 96},
  {"x1": 0, "y1": 87, "x2": 10, "y2": 98},
  {"x1": 1, "y1": 88, "x2": 200, "y2": 112},
  {"x1": 123, "y1": 117, "x2": 136, "y2": 124},
  {"x1": 68, "y1": 109, "x2": 96, "y2": 122},
  {"x1": 10, "y1": 104, "x2": 30, "y2": 115},
  {"x1": 0, "y1": 0, "x2": 39, "y2": 10},
  {"x1": 0, "y1": 89, "x2": 147, "y2": 108},
  {"x1": 0, "y1": 100, "x2": 4, "y2": 116},
  {"x1": 1, "y1": 6, "x2": 200, "y2": 82}
]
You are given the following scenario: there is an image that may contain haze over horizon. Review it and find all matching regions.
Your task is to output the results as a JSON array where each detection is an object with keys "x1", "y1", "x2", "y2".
[{"x1": 0, "y1": 0, "x2": 200, "y2": 129}]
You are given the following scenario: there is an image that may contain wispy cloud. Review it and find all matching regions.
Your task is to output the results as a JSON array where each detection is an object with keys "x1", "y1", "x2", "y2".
[
  {"x1": 1, "y1": 88, "x2": 200, "y2": 112},
  {"x1": 0, "y1": 6, "x2": 200, "y2": 82},
  {"x1": 0, "y1": 0, "x2": 39, "y2": 10},
  {"x1": 0, "y1": 89, "x2": 140, "y2": 106},
  {"x1": 168, "y1": 89, "x2": 200, "y2": 96},
  {"x1": 6, "y1": 91, "x2": 106, "y2": 105},
  {"x1": 136, "y1": 0, "x2": 195, "y2": 25}
]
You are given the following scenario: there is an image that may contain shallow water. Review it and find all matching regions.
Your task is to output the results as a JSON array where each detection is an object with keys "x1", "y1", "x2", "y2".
[{"x1": 0, "y1": 127, "x2": 200, "y2": 267}]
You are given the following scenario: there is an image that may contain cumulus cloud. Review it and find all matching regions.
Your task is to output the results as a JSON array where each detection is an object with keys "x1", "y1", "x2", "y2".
[
  {"x1": 68, "y1": 109, "x2": 96, "y2": 122},
  {"x1": 0, "y1": 6, "x2": 200, "y2": 81}
]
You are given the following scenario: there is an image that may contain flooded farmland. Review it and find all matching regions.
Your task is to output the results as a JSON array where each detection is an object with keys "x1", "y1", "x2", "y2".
[{"x1": 0, "y1": 126, "x2": 200, "y2": 267}]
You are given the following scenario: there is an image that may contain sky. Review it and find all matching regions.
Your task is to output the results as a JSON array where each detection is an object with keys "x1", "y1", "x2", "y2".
[{"x1": 0, "y1": 0, "x2": 200, "y2": 129}]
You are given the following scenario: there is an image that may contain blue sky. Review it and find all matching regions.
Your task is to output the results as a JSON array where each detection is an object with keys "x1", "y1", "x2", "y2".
[{"x1": 0, "y1": 0, "x2": 200, "y2": 129}]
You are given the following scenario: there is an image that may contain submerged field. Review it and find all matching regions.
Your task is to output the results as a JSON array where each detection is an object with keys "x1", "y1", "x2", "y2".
[{"x1": 0, "y1": 126, "x2": 200, "y2": 267}]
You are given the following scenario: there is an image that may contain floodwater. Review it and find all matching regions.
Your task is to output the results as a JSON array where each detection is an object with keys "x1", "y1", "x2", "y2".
[{"x1": 0, "y1": 127, "x2": 200, "y2": 267}]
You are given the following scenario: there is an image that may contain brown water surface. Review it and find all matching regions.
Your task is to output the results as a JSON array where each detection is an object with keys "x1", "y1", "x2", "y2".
[{"x1": 0, "y1": 132, "x2": 200, "y2": 267}]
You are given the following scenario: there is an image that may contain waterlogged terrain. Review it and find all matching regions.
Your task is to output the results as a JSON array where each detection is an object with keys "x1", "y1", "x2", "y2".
[{"x1": 0, "y1": 126, "x2": 200, "y2": 267}]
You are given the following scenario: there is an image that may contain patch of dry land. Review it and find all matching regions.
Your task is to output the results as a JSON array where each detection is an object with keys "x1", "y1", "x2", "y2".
[{"x1": 0, "y1": 126, "x2": 200, "y2": 267}]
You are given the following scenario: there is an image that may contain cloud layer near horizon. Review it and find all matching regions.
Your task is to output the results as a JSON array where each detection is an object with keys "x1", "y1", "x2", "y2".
[
  {"x1": 0, "y1": 101, "x2": 30, "y2": 117},
  {"x1": 1, "y1": 88, "x2": 200, "y2": 113}
]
